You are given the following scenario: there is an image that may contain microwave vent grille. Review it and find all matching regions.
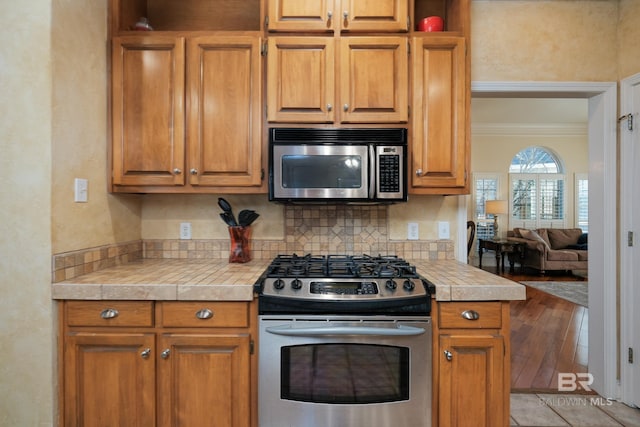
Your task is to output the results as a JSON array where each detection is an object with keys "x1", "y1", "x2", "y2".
[{"x1": 270, "y1": 128, "x2": 407, "y2": 144}]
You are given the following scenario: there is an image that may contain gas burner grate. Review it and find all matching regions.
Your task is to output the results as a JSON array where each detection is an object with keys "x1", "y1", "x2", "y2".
[{"x1": 265, "y1": 253, "x2": 420, "y2": 279}]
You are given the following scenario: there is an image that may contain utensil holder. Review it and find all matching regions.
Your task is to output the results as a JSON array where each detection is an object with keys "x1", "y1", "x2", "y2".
[{"x1": 228, "y1": 226, "x2": 252, "y2": 263}]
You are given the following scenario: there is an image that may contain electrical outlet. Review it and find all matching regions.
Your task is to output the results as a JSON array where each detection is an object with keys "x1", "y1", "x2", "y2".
[
  {"x1": 74, "y1": 178, "x2": 88, "y2": 202},
  {"x1": 408, "y1": 222, "x2": 419, "y2": 240},
  {"x1": 180, "y1": 222, "x2": 192, "y2": 240},
  {"x1": 438, "y1": 221, "x2": 450, "y2": 239}
]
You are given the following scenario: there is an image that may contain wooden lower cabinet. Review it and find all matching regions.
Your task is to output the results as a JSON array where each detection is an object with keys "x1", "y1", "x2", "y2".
[
  {"x1": 433, "y1": 301, "x2": 511, "y2": 427},
  {"x1": 157, "y1": 333, "x2": 251, "y2": 427},
  {"x1": 64, "y1": 332, "x2": 156, "y2": 426},
  {"x1": 61, "y1": 301, "x2": 255, "y2": 427}
]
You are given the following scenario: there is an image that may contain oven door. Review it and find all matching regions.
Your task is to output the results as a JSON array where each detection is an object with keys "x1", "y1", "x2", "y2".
[
  {"x1": 258, "y1": 316, "x2": 431, "y2": 427},
  {"x1": 270, "y1": 144, "x2": 371, "y2": 201}
]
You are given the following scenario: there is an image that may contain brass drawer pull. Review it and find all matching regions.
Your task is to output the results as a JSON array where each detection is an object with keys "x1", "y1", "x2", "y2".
[
  {"x1": 461, "y1": 310, "x2": 480, "y2": 320},
  {"x1": 100, "y1": 308, "x2": 119, "y2": 319},
  {"x1": 195, "y1": 308, "x2": 214, "y2": 320}
]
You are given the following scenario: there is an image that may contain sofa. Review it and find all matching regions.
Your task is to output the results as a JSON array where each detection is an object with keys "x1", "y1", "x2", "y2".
[{"x1": 507, "y1": 228, "x2": 588, "y2": 274}]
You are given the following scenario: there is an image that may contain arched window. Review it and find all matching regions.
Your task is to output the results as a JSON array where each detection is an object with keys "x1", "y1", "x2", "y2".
[
  {"x1": 509, "y1": 147, "x2": 566, "y2": 229},
  {"x1": 509, "y1": 146, "x2": 563, "y2": 174}
]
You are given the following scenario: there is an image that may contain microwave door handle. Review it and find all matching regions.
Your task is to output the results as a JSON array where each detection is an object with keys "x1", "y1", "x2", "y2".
[
  {"x1": 265, "y1": 324, "x2": 426, "y2": 337},
  {"x1": 369, "y1": 145, "x2": 376, "y2": 199}
]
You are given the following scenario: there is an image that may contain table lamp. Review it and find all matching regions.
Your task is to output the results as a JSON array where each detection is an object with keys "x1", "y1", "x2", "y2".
[{"x1": 485, "y1": 200, "x2": 508, "y2": 240}]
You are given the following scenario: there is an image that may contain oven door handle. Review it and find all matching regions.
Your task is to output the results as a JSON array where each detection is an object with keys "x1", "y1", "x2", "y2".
[{"x1": 265, "y1": 324, "x2": 426, "y2": 337}]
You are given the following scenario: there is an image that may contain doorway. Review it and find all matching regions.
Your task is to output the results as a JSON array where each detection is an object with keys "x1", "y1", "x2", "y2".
[{"x1": 470, "y1": 81, "x2": 617, "y2": 399}]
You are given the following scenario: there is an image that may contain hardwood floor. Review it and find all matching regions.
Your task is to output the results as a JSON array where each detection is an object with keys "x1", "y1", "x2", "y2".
[
  {"x1": 510, "y1": 285, "x2": 588, "y2": 391},
  {"x1": 475, "y1": 263, "x2": 589, "y2": 392}
]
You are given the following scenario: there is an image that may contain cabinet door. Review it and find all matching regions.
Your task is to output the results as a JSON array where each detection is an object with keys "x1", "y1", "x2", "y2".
[
  {"x1": 157, "y1": 334, "x2": 251, "y2": 427},
  {"x1": 267, "y1": 37, "x2": 335, "y2": 123},
  {"x1": 112, "y1": 36, "x2": 185, "y2": 186},
  {"x1": 410, "y1": 36, "x2": 468, "y2": 193},
  {"x1": 186, "y1": 36, "x2": 263, "y2": 188},
  {"x1": 267, "y1": 0, "x2": 408, "y2": 32},
  {"x1": 438, "y1": 334, "x2": 505, "y2": 427},
  {"x1": 343, "y1": 0, "x2": 408, "y2": 32},
  {"x1": 64, "y1": 332, "x2": 156, "y2": 427},
  {"x1": 268, "y1": 0, "x2": 336, "y2": 32},
  {"x1": 339, "y1": 36, "x2": 408, "y2": 123}
]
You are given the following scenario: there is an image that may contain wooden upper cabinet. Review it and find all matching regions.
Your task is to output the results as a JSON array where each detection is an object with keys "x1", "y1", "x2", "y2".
[
  {"x1": 267, "y1": 0, "x2": 409, "y2": 33},
  {"x1": 267, "y1": 37, "x2": 336, "y2": 123},
  {"x1": 410, "y1": 36, "x2": 468, "y2": 194},
  {"x1": 340, "y1": 37, "x2": 408, "y2": 123},
  {"x1": 186, "y1": 35, "x2": 263, "y2": 188},
  {"x1": 111, "y1": 34, "x2": 264, "y2": 193},
  {"x1": 267, "y1": 36, "x2": 407, "y2": 124},
  {"x1": 112, "y1": 35, "x2": 185, "y2": 186}
]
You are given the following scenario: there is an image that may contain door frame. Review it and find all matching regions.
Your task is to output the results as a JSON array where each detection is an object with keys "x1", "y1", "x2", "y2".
[
  {"x1": 469, "y1": 81, "x2": 618, "y2": 398},
  {"x1": 620, "y1": 72, "x2": 640, "y2": 407}
]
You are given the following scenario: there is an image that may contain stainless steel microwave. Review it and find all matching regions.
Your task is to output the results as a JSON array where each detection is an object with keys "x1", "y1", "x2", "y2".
[{"x1": 269, "y1": 128, "x2": 407, "y2": 203}]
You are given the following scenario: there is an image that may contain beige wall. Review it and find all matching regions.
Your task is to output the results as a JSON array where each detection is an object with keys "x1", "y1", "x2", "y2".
[
  {"x1": 0, "y1": 2, "x2": 54, "y2": 425},
  {"x1": 472, "y1": 1, "x2": 619, "y2": 82},
  {"x1": 51, "y1": 0, "x2": 141, "y2": 254},
  {"x1": 618, "y1": 0, "x2": 640, "y2": 79}
]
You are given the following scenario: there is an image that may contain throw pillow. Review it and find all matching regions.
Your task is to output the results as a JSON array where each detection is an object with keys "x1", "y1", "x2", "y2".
[
  {"x1": 547, "y1": 228, "x2": 583, "y2": 249},
  {"x1": 520, "y1": 229, "x2": 550, "y2": 249},
  {"x1": 577, "y1": 233, "x2": 588, "y2": 245}
]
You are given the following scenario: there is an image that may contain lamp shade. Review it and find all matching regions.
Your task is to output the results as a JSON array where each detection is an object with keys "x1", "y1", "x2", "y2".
[{"x1": 485, "y1": 200, "x2": 508, "y2": 215}]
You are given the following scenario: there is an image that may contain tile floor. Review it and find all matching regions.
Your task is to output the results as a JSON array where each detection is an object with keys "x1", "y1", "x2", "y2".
[{"x1": 511, "y1": 393, "x2": 640, "y2": 426}]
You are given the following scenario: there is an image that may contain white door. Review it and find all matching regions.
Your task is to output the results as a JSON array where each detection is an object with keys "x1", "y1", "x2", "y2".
[{"x1": 620, "y1": 72, "x2": 640, "y2": 408}]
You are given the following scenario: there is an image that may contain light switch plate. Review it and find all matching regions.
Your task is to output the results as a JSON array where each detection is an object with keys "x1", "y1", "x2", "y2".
[
  {"x1": 74, "y1": 178, "x2": 88, "y2": 202},
  {"x1": 438, "y1": 221, "x2": 450, "y2": 239}
]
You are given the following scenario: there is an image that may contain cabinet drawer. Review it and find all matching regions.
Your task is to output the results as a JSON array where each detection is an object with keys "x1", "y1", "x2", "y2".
[
  {"x1": 159, "y1": 302, "x2": 249, "y2": 328},
  {"x1": 66, "y1": 301, "x2": 154, "y2": 327},
  {"x1": 438, "y1": 302, "x2": 502, "y2": 329}
]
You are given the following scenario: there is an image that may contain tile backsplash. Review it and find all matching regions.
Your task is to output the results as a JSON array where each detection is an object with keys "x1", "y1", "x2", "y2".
[
  {"x1": 53, "y1": 205, "x2": 454, "y2": 282},
  {"x1": 52, "y1": 240, "x2": 143, "y2": 282}
]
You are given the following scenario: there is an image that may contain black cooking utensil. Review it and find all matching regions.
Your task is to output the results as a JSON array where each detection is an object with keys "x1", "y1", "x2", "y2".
[
  {"x1": 238, "y1": 209, "x2": 258, "y2": 226},
  {"x1": 219, "y1": 212, "x2": 236, "y2": 226},
  {"x1": 245, "y1": 211, "x2": 260, "y2": 226},
  {"x1": 218, "y1": 198, "x2": 237, "y2": 226}
]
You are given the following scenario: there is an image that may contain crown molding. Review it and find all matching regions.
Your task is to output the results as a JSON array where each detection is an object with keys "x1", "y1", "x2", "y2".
[{"x1": 471, "y1": 122, "x2": 587, "y2": 136}]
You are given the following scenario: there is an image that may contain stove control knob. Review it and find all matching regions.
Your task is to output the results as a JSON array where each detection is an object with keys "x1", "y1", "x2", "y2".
[
  {"x1": 291, "y1": 279, "x2": 303, "y2": 290},
  {"x1": 385, "y1": 279, "x2": 397, "y2": 291},
  {"x1": 403, "y1": 280, "x2": 415, "y2": 292},
  {"x1": 273, "y1": 279, "x2": 285, "y2": 290}
]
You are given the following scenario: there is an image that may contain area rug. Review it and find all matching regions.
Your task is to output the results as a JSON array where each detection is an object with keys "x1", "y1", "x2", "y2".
[{"x1": 520, "y1": 281, "x2": 588, "y2": 307}]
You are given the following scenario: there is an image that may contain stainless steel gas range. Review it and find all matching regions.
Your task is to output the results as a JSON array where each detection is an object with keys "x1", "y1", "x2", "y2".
[{"x1": 255, "y1": 254, "x2": 435, "y2": 427}]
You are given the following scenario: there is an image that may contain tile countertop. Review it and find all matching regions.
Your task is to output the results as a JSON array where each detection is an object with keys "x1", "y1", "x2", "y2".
[
  {"x1": 412, "y1": 260, "x2": 525, "y2": 301},
  {"x1": 52, "y1": 258, "x2": 525, "y2": 302}
]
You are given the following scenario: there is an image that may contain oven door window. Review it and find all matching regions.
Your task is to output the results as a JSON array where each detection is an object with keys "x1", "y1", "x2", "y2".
[
  {"x1": 272, "y1": 144, "x2": 369, "y2": 199},
  {"x1": 281, "y1": 344, "x2": 409, "y2": 404}
]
